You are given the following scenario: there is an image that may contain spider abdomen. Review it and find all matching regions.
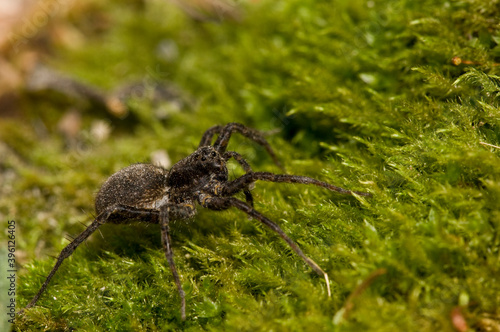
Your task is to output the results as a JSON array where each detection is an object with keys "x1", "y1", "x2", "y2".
[{"x1": 95, "y1": 163, "x2": 170, "y2": 214}]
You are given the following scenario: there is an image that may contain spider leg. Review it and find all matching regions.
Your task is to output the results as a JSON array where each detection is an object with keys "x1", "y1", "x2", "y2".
[
  {"x1": 243, "y1": 190, "x2": 254, "y2": 208},
  {"x1": 160, "y1": 204, "x2": 187, "y2": 321},
  {"x1": 222, "y1": 172, "x2": 371, "y2": 197},
  {"x1": 208, "y1": 122, "x2": 283, "y2": 170},
  {"x1": 223, "y1": 151, "x2": 254, "y2": 207},
  {"x1": 223, "y1": 151, "x2": 252, "y2": 173},
  {"x1": 199, "y1": 195, "x2": 331, "y2": 297},
  {"x1": 19, "y1": 204, "x2": 158, "y2": 315},
  {"x1": 198, "y1": 124, "x2": 222, "y2": 147}
]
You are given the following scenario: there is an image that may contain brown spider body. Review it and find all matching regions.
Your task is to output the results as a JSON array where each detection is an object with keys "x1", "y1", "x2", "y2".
[
  {"x1": 20, "y1": 123, "x2": 370, "y2": 321},
  {"x1": 96, "y1": 163, "x2": 169, "y2": 217}
]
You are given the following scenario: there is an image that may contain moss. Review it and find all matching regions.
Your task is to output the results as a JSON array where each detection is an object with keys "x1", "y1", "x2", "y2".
[{"x1": 3, "y1": 0, "x2": 500, "y2": 330}]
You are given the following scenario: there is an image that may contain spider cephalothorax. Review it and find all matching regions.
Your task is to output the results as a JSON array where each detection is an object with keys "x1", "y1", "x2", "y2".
[
  {"x1": 20, "y1": 123, "x2": 370, "y2": 320},
  {"x1": 167, "y1": 145, "x2": 229, "y2": 188}
]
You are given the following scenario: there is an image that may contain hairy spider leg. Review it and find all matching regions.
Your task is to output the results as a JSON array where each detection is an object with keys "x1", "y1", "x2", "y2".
[
  {"x1": 223, "y1": 151, "x2": 254, "y2": 207},
  {"x1": 200, "y1": 196, "x2": 331, "y2": 297},
  {"x1": 160, "y1": 205, "x2": 186, "y2": 321},
  {"x1": 200, "y1": 122, "x2": 283, "y2": 170},
  {"x1": 198, "y1": 124, "x2": 222, "y2": 147},
  {"x1": 222, "y1": 172, "x2": 372, "y2": 197},
  {"x1": 214, "y1": 123, "x2": 282, "y2": 169},
  {"x1": 223, "y1": 151, "x2": 252, "y2": 173},
  {"x1": 19, "y1": 205, "x2": 160, "y2": 315}
]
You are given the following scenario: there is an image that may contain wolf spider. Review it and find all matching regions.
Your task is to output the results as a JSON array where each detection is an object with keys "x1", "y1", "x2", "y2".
[{"x1": 20, "y1": 123, "x2": 370, "y2": 320}]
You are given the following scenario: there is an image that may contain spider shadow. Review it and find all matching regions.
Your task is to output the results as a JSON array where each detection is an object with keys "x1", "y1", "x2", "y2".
[{"x1": 79, "y1": 209, "x2": 236, "y2": 262}]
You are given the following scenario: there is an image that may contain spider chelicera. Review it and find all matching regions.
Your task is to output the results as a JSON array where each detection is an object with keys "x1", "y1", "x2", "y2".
[{"x1": 20, "y1": 122, "x2": 370, "y2": 320}]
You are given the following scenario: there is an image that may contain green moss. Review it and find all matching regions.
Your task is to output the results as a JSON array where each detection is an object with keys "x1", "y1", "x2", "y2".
[{"x1": 3, "y1": 0, "x2": 500, "y2": 330}]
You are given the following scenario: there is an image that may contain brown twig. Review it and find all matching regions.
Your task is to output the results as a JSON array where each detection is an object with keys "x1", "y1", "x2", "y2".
[
  {"x1": 479, "y1": 141, "x2": 500, "y2": 150},
  {"x1": 451, "y1": 306, "x2": 468, "y2": 332},
  {"x1": 452, "y1": 56, "x2": 500, "y2": 66},
  {"x1": 342, "y1": 268, "x2": 387, "y2": 320}
]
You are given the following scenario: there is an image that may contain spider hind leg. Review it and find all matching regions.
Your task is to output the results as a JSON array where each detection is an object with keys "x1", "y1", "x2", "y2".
[{"x1": 19, "y1": 205, "x2": 159, "y2": 315}]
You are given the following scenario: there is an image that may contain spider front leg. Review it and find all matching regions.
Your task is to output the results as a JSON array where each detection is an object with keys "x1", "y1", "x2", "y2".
[
  {"x1": 19, "y1": 205, "x2": 159, "y2": 315},
  {"x1": 159, "y1": 204, "x2": 187, "y2": 321},
  {"x1": 223, "y1": 172, "x2": 372, "y2": 197},
  {"x1": 198, "y1": 124, "x2": 222, "y2": 147},
  {"x1": 198, "y1": 195, "x2": 331, "y2": 297},
  {"x1": 223, "y1": 151, "x2": 254, "y2": 207},
  {"x1": 199, "y1": 123, "x2": 283, "y2": 169}
]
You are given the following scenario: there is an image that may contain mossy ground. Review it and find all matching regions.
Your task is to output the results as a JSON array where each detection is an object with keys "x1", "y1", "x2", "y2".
[{"x1": 1, "y1": 0, "x2": 499, "y2": 331}]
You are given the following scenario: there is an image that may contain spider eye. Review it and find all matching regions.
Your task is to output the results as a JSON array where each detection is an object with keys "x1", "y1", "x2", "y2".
[
  {"x1": 201, "y1": 156, "x2": 206, "y2": 161},
  {"x1": 211, "y1": 151, "x2": 216, "y2": 157}
]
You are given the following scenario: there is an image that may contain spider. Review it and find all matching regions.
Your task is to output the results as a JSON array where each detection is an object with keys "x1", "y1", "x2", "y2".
[{"x1": 20, "y1": 122, "x2": 370, "y2": 320}]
